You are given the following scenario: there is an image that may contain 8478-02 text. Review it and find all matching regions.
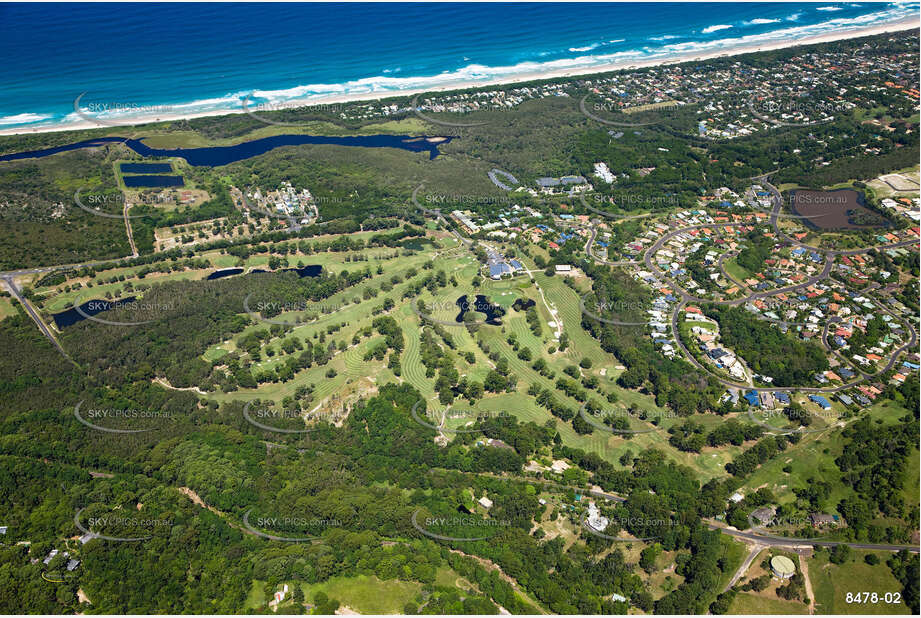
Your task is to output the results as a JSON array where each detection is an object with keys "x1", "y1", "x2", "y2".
[{"x1": 845, "y1": 592, "x2": 902, "y2": 605}]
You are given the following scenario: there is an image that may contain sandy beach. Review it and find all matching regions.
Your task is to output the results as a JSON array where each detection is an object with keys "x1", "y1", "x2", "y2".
[{"x1": 2, "y1": 17, "x2": 917, "y2": 137}]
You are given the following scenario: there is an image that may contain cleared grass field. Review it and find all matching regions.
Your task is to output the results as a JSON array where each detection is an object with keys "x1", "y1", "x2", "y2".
[
  {"x1": 723, "y1": 257, "x2": 753, "y2": 283},
  {"x1": 741, "y1": 399, "x2": 915, "y2": 510},
  {"x1": 247, "y1": 574, "x2": 425, "y2": 613},
  {"x1": 0, "y1": 296, "x2": 17, "y2": 320},
  {"x1": 717, "y1": 536, "x2": 751, "y2": 591},
  {"x1": 300, "y1": 574, "x2": 422, "y2": 614},
  {"x1": 808, "y1": 550, "x2": 912, "y2": 615},
  {"x1": 729, "y1": 592, "x2": 810, "y2": 615}
]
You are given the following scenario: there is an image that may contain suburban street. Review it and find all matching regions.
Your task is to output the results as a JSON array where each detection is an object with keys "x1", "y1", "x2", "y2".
[{"x1": 581, "y1": 173, "x2": 919, "y2": 395}]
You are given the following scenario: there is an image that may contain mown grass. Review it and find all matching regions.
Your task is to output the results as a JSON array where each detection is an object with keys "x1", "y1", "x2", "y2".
[
  {"x1": 247, "y1": 574, "x2": 425, "y2": 613},
  {"x1": 0, "y1": 296, "x2": 18, "y2": 320},
  {"x1": 741, "y1": 399, "x2": 915, "y2": 511},
  {"x1": 807, "y1": 549, "x2": 911, "y2": 615},
  {"x1": 729, "y1": 592, "x2": 810, "y2": 615}
]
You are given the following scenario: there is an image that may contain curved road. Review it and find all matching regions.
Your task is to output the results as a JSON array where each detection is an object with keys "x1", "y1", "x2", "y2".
[
  {"x1": 478, "y1": 471, "x2": 919, "y2": 553},
  {"x1": 581, "y1": 173, "x2": 918, "y2": 394},
  {"x1": 583, "y1": 225, "x2": 641, "y2": 267},
  {"x1": 1, "y1": 275, "x2": 73, "y2": 362}
]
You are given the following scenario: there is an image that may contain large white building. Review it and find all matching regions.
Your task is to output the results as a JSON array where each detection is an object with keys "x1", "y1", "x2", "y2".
[
  {"x1": 586, "y1": 502, "x2": 609, "y2": 532},
  {"x1": 593, "y1": 162, "x2": 615, "y2": 184}
]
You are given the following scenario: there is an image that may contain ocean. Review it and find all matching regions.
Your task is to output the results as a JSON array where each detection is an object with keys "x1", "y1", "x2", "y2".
[{"x1": 0, "y1": 2, "x2": 917, "y2": 131}]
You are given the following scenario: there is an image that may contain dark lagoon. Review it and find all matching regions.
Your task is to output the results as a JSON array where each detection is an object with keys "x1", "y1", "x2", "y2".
[
  {"x1": 288, "y1": 265, "x2": 322, "y2": 278},
  {"x1": 52, "y1": 296, "x2": 136, "y2": 329},
  {"x1": 207, "y1": 267, "x2": 244, "y2": 280},
  {"x1": 120, "y1": 162, "x2": 172, "y2": 173},
  {"x1": 0, "y1": 134, "x2": 454, "y2": 166},
  {"x1": 455, "y1": 294, "x2": 504, "y2": 325},
  {"x1": 248, "y1": 265, "x2": 322, "y2": 278},
  {"x1": 123, "y1": 175, "x2": 184, "y2": 188},
  {"x1": 789, "y1": 188, "x2": 890, "y2": 230}
]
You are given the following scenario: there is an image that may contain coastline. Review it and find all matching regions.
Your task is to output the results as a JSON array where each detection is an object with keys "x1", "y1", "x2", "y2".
[{"x1": 1, "y1": 17, "x2": 917, "y2": 138}]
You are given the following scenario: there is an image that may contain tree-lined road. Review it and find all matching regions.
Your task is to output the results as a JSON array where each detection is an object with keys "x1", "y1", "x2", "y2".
[{"x1": 582, "y1": 173, "x2": 919, "y2": 395}]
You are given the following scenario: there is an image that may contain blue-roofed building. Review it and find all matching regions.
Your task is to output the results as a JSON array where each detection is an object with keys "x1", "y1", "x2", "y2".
[
  {"x1": 775, "y1": 392, "x2": 790, "y2": 405},
  {"x1": 808, "y1": 395, "x2": 832, "y2": 410},
  {"x1": 743, "y1": 391, "x2": 760, "y2": 407},
  {"x1": 838, "y1": 394, "x2": 853, "y2": 406},
  {"x1": 903, "y1": 361, "x2": 920, "y2": 370},
  {"x1": 509, "y1": 260, "x2": 523, "y2": 271},
  {"x1": 838, "y1": 368, "x2": 856, "y2": 379},
  {"x1": 792, "y1": 247, "x2": 806, "y2": 256},
  {"x1": 833, "y1": 335, "x2": 846, "y2": 347},
  {"x1": 559, "y1": 214, "x2": 574, "y2": 220},
  {"x1": 489, "y1": 263, "x2": 512, "y2": 279},
  {"x1": 536, "y1": 177, "x2": 560, "y2": 188}
]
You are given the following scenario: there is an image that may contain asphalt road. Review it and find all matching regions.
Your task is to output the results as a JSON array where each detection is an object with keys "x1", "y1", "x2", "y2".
[
  {"x1": 1, "y1": 275, "x2": 72, "y2": 361},
  {"x1": 581, "y1": 174, "x2": 919, "y2": 394},
  {"x1": 711, "y1": 523, "x2": 919, "y2": 553},
  {"x1": 587, "y1": 484, "x2": 918, "y2": 553}
]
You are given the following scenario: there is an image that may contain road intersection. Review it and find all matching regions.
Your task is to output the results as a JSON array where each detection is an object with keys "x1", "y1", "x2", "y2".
[{"x1": 583, "y1": 175, "x2": 918, "y2": 395}]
